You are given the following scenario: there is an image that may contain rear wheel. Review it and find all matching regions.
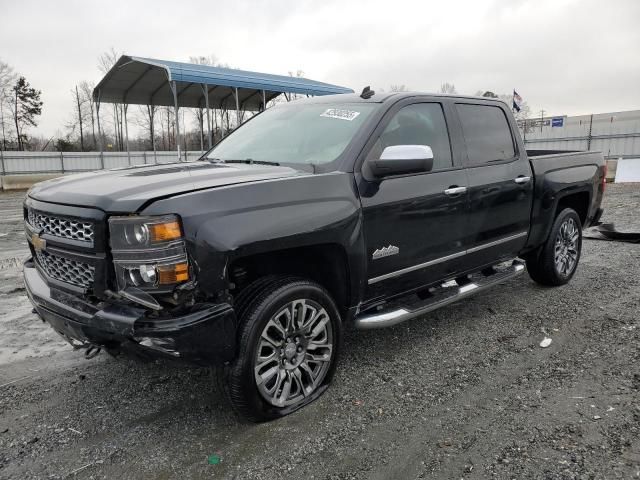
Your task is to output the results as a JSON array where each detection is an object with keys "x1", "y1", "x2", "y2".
[
  {"x1": 527, "y1": 208, "x2": 582, "y2": 286},
  {"x1": 217, "y1": 277, "x2": 342, "y2": 422}
]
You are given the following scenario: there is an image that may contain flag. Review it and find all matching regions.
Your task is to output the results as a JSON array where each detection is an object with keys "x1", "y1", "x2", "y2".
[{"x1": 512, "y1": 90, "x2": 523, "y2": 112}]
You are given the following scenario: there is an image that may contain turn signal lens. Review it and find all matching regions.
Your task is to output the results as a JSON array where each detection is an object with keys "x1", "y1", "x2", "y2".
[
  {"x1": 150, "y1": 221, "x2": 182, "y2": 243},
  {"x1": 157, "y1": 262, "x2": 189, "y2": 285}
]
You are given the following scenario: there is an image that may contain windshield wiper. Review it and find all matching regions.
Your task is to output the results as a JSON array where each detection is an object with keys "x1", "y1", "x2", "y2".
[{"x1": 207, "y1": 158, "x2": 280, "y2": 167}]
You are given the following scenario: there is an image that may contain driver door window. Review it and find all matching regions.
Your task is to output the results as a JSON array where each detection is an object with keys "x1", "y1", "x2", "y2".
[{"x1": 366, "y1": 103, "x2": 453, "y2": 171}]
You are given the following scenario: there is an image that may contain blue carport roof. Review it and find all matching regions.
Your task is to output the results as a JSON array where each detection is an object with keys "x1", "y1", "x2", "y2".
[{"x1": 94, "y1": 55, "x2": 353, "y2": 110}]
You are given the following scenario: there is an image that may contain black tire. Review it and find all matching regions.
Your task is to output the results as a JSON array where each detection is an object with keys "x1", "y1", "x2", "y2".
[
  {"x1": 527, "y1": 208, "x2": 582, "y2": 286},
  {"x1": 217, "y1": 276, "x2": 342, "y2": 422}
]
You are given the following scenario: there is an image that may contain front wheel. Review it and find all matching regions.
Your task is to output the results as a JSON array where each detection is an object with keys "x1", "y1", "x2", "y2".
[
  {"x1": 218, "y1": 277, "x2": 342, "y2": 422},
  {"x1": 527, "y1": 208, "x2": 582, "y2": 286}
]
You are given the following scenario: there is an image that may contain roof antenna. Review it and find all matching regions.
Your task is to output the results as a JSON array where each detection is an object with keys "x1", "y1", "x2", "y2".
[{"x1": 360, "y1": 86, "x2": 375, "y2": 99}]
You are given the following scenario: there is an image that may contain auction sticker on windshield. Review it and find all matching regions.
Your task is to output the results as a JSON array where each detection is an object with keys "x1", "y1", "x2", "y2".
[{"x1": 320, "y1": 108, "x2": 361, "y2": 121}]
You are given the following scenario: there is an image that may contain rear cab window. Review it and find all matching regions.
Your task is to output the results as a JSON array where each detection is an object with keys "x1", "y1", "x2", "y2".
[{"x1": 455, "y1": 104, "x2": 516, "y2": 165}]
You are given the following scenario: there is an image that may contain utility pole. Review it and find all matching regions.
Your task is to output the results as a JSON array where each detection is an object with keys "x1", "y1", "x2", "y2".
[{"x1": 539, "y1": 109, "x2": 546, "y2": 133}]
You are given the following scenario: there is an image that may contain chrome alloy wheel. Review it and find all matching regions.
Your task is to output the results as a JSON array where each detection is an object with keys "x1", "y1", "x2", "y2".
[
  {"x1": 254, "y1": 299, "x2": 334, "y2": 407},
  {"x1": 554, "y1": 217, "x2": 579, "y2": 276}
]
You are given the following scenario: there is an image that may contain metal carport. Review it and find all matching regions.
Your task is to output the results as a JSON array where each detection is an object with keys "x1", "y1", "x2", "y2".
[{"x1": 93, "y1": 55, "x2": 353, "y2": 160}]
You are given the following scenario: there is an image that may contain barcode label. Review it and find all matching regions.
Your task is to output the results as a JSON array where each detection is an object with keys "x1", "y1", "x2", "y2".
[{"x1": 320, "y1": 108, "x2": 361, "y2": 121}]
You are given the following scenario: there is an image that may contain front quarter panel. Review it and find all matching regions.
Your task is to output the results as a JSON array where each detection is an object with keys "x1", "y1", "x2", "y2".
[{"x1": 141, "y1": 172, "x2": 365, "y2": 303}]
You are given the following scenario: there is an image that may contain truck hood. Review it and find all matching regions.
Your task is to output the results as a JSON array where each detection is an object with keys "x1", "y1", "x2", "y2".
[{"x1": 28, "y1": 161, "x2": 307, "y2": 212}]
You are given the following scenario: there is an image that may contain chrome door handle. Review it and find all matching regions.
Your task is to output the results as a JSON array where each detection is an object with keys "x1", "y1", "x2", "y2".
[
  {"x1": 444, "y1": 186, "x2": 467, "y2": 196},
  {"x1": 514, "y1": 176, "x2": 531, "y2": 184}
]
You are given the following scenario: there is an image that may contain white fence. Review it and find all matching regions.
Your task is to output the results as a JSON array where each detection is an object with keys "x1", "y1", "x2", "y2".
[{"x1": 0, "y1": 151, "x2": 206, "y2": 175}]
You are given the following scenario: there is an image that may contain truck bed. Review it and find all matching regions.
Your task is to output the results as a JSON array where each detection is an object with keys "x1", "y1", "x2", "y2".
[
  {"x1": 525, "y1": 149, "x2": 606, "y2": 251},
  {"x1": 528, "y1": 149, "x2": 605, "y2": 176}
]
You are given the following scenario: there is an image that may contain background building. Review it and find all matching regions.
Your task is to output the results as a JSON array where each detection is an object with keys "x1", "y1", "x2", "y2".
[{"x1": 521, "y1": 109, "x2": 640, "y2": 181}]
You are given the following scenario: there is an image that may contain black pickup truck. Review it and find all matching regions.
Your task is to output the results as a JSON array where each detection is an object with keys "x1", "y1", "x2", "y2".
[{"x1": 24, "y1": 92, "x2": 605, "y2": 421}]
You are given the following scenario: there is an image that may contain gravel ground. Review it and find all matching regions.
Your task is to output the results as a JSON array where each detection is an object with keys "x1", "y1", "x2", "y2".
[{"x1": 0, "y1": 185, "x2": 639, "y2": 479}]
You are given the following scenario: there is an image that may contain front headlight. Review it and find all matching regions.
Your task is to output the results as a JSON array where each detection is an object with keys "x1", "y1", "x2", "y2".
[
  {"x1": 109, "y1": 215, "x2": 182, "y2": 250},
  {"x1": 108, "y1": 215, "x2": 190, "y2": 290}
]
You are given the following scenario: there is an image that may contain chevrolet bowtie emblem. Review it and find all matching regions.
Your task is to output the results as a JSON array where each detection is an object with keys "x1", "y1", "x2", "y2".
[{"x1": 32, "y1": 232, "x2": 47, "y2": 252}]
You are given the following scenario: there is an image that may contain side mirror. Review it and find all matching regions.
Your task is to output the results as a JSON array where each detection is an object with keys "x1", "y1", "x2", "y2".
[{"x1": 368, "y1": 145, "x2": 434, "y2": 178}]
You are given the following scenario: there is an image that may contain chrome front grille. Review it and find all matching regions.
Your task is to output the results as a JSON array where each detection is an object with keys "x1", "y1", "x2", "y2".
[
  {"x1": 27, "y1": 208, "x2": 94, "y2": 243},
  {"x1": 35, "y1": 250, "x2": 95, "y2": 289}
]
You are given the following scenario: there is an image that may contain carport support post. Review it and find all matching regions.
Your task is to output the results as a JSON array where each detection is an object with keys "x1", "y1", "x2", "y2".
[
  {"x1": 234, "y1": 87, "x2": 240, "y2": 128},
  {"x1": 95, "y1": 91, "x2": 104, "y2": 170},
  {"x1": 124, "y1": 104, "x2": 130, "y2": 165},
  {"x1": 170, "y1": 81, "x2": 181, "y2": 162},
  {"x1": 202, "y1": 84, "x2": 212, "y2": 149},
  {"x1": 262, "y1": 90, "x2": 266, "y2": 111}
]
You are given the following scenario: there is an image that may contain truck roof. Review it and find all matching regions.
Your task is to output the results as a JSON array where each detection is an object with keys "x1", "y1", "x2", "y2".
[{"x1": 294, "y1": 91, "x2": 509, "y2": 106}]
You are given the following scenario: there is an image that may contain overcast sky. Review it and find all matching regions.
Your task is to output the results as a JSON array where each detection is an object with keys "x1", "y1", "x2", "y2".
[{"x1": 2, "y1": 0, "x2": 639, "y2": 137}]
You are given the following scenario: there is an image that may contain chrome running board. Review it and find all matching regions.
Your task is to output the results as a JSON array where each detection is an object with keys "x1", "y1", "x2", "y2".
[{"x1": 354, "y1": 260, "x2": 525, "y2": 330}]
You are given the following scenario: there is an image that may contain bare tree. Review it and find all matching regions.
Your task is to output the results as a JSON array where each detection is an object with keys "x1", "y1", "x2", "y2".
[
  {"x1": 439, "y1": 82, "x2": 457, "y2": 94},
  {"x1": 189, "y1": 55, "x2": 226, "y2": 68},
  {"x1": 188, "y1": 55, "x2": 231, "y2": 145},
  {"x1": 98, "y1": 47, "x2": 120, "y2": 75},
  {"x1": 285, "y1": 70, "x2": 306, "y2": 103},
  {"x1": 146, "y1": 105, "x2": 157, "y2": 151},
  {"x1": 196, "y1": 106, "x2": 204, "y2": 150},
  {"x1": 134, "y1": 104, "x2": 157, "y2": 151},
  {"x1": 389, "y1": 84, "x2": 409, "y2": 92},
  {"x1": 0, "y1": 60, "x2": 15, "y2": 91},
  {"x1": 79, "y1": 81, "x2": 96, "y2": 148},
  {"x1": 71, "y1": 85, "x2": 86, "y2": 150},
  {"x1": 159, "y1": 106, "x2": 175, "y2": 150},
  {"x1": 0, "y1": 59, "x2": 17, "y2": 150},
  {"x1": 98, "y1": 48, "x2": 124, "y2": 150}
]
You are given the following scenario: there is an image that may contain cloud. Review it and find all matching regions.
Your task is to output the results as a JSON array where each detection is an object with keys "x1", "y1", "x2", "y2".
[{"x1": 1, "y1": 0, "x2": 638, "y2": 136}]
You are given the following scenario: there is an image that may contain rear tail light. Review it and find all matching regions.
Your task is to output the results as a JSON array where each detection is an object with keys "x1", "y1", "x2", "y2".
[{"x1": 602, "y1": 163, "x2": 608, "y2": 191}]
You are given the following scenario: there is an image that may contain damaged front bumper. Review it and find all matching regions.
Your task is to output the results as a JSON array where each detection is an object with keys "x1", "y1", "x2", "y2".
[{"x1": 24, "y1": 259, "x2": 236, "y2": 365}]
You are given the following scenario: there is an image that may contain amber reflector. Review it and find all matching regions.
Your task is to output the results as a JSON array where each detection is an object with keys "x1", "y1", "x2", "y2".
[
  {"x1": 150, "y1": 221, "x2": 182, "y2": 242},
  {"x1": 157, "y1": 262, "x2": 189, "y2": 284}
]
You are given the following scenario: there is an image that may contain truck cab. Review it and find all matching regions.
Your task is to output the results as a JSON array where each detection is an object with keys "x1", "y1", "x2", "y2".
[{"x1": 356, "y1": 96, "x2": 534, "y2": 303}]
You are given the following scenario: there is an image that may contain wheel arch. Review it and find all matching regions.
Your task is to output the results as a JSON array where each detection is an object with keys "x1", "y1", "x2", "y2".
[
  {"x1": 554, "y1": 190, "x2": 591, "y2": 227},
  {"x1": 524, "y1": 185, "x2": 592, "y2": 257},
  {"x1": 229, "y1": 243, "x2": 353, "y2": 318}
]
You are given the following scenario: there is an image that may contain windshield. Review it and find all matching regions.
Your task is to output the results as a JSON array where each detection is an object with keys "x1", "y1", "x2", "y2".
[{"x1": 204, "y1": 102, "x2": 377, "y2": 167}]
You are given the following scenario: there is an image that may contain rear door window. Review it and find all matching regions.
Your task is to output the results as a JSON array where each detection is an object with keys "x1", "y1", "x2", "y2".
[{"x1": 455, "y1": 104, "x2": 516, "y2": 165}]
